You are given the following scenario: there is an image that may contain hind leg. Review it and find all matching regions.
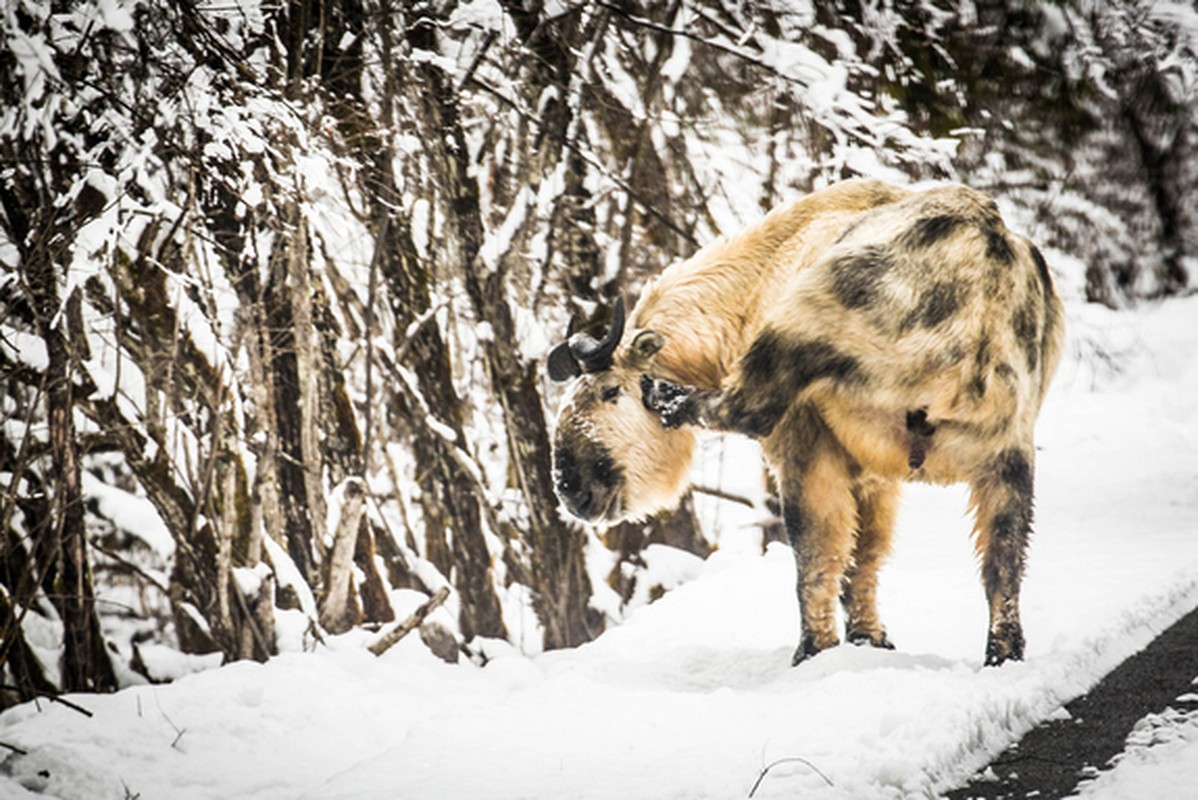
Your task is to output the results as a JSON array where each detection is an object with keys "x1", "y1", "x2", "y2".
[
  {"x1": 969, "y1": 448, "x2": 1035, "y2": 666},
  {"x1": 775, "y1": 407, "x2": 859, "y2": 665},
  {"x1": 841, "y1": 477, "x2": 899, "y2": 649}
]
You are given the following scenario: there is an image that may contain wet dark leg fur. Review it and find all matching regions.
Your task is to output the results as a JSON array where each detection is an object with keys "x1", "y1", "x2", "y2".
[
  {"x1": 841, "y1": 479, "x2": 899, "y2": 649},
  {"x1": 970, "y1": 448, "x2": 1035, "y2": 666}
]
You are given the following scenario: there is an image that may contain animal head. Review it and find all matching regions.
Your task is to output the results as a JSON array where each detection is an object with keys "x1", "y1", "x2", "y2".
[{"x1": 547, "y1": 298, "x2": 696, "y2": 523}]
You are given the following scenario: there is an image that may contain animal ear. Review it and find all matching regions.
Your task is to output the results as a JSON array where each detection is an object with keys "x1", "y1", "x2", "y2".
[
  {"x1": 547, "y1": 341, "x2": 581, "y2": 382},
  {"x1": 629, "y1": 330, "x2": 666, "y2": 364}
]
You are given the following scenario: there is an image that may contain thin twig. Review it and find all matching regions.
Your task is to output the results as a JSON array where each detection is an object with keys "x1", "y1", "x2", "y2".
[
  {"x1": 689, "y1": 484, "x2": 758, "y2": 509},
  {"x1": 0, "y1": 741, "x2": 28, "y2": 756},
  {"x1": 151, "y1": 691, "x2": 186, "y2": 749},
  {"x1": 457, "y1": 28, "x2": 498, "y2": 92},
  {"x1": 362, "y1": 213, "x2": 387, "y2": 466},
  {"x1": 461, "y1": 73, "x2": 699, "y2": 247},
  {"x1": 368, "y1": 586, "x2": 451, "y2": 656},
  {"x1": 0, "y1": 685, "x2": 93, "y2": 718},
  {"x1": 595, "y1": 0, "x2": 822, "y2": 87},
  {"x1": 393, "y1": 296, "x2": 454, "y2": 367},
  {"x1": 747, "y1": 756, "x2": 834, "y2": 797},
  {"x1": 89, "y1": 541, "x2": 170, "y2": 594}
]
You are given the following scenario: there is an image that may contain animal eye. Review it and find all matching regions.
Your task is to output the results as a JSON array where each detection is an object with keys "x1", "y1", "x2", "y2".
[
  {"x1": 593, "y1": 456, "x2": 616, "y2": 485},
  {"x1": 601, "y1": 386, "x2": 620, "y2": 403}
]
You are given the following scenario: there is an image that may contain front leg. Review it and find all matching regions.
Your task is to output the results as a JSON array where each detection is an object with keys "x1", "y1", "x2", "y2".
[
  {"x1": 776, "y1": 408, "x2": 859, "y2": 665},
  {"x1": 639, "y1": 373, "x2": 789, "y2": 438},
  {"x1": 640, "y1": 375, "x2": 711, "y2": 429},
  {"x1": 642, "y1": 330, "x2": 865, "y2": 439},
  {"x1": 842, "y1": 478, "x2": 899, "y2": 649}
]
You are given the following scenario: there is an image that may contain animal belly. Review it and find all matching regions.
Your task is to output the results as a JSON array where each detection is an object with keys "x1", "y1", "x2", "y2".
[
  {"x1": 817, "y1": 398, "x2": 974, "y2": 483},
  {"x1": 818, "y1": 401, "x2": 912, "y2": 478}
]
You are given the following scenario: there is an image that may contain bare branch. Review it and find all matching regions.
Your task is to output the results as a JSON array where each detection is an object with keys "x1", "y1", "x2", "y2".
[{"x1": 368, "y1": 586, "x2": 451, "y2": 657}]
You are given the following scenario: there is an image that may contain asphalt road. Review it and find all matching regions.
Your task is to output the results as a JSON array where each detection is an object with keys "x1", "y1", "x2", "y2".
[{"x1": 946, "y1": 603, "x2": 1198, "y2": 799}]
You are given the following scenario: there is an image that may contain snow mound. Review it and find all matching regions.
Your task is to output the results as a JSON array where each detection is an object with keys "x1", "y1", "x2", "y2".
[{"x1": 1, "y1": 296, "x2": 1197, "y2": 800}]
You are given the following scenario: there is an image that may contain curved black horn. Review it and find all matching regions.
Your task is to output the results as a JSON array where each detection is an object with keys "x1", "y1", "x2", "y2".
[{"x1": 569, "y1": 297, "x2": 625, "y2": 374}]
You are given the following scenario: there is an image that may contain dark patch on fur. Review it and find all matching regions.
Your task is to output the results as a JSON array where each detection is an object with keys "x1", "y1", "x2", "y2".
[
  {"x1": 787, "y1": 489, "x2": 822, "y2": 668},
  {"x1": 997, "y1": 449, "x2": 1034, "y2": 498},
  {"x1": 969, "y1": 338, "x2": 991, "y2": 398},
  {"x1": 1012, "y1": 301, "x2": 1040, "y2": 371},
  {"x1": 782, "y1": 499, "x2": 807, "y2": 550},
  {"x1": 979, "y1": 449, "x2": 1035, "y2": 665},
  {"x1": 904, "y1": 280, "x2": 965, "y2": 330},
  {"x1": 982, "y1": 506, "x2": 1031, "y2": 606},
  {"x1": 985, "y1": 225, "x2": 1016, "y2": 265},
  {"x1": 908, "y1": 441, "x2": 927, "y2": 470},
  {"x1": 743, "y1": 335, "x2": 863, "y2": 387},
  {"x1": 931, "y1": 344, "x2": 967, "y2": 373},
  {"x1": 1029, "y1": 244, "x2": 1053, "y2": 294},
  {"x1": 720, "y1": 333, "x2": 864, "y2": 438},
  {"x1": 829, "y1": 247, "x2": 892, "y2": 310},
  {"x1": 906, "y1": 408, "x2": 936, "y2": 436},
  {"x1": 902, "y1": 214, "x2": 967, "y2": 250},
  {"x1": 906, "y1": 409, "x2": 936, "y2": 470},
  {"x1": 981, "y1": 502, "x2": 1031, "y2": 617}
]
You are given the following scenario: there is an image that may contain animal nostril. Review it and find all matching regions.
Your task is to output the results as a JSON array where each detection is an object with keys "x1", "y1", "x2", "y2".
[{"x1": 573, "y1": 490, "x2": 594, "y2": 517}]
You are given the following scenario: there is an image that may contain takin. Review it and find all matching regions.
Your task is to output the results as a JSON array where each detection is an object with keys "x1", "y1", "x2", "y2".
[{"x1": 547, "y1": 179, "x2": 1065, "y2": 667}]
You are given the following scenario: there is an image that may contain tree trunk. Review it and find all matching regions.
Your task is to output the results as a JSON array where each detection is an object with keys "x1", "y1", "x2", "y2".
[
  {"x1": 320, "y1": 479, "x2": 367, "y2": 634},
  {"x1": 34, "y1": 291, "x2": 116, "y2": 692},
  {"x1": 264, "y1": 226, "x2": 320, "y2": 587}
]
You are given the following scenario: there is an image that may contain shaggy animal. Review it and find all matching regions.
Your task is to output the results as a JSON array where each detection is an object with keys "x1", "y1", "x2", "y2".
[{"x1": 547, "y1": 179, "x2": 1064, "y2": 666}]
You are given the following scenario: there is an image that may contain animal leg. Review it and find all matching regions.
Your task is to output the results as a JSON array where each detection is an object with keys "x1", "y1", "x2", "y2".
[
  {"x1": 641, "y1": 331, "x2": 864, "y2": 438},
  {"x1": 969, "y1": 448, "x2": 1035, "y2": 666},
  {"x1": 779, "y1": 415, "x2": 859, "y2": 665},
  {"x1": 841, "y1": 478, "x2": 899, "y2": 649}
]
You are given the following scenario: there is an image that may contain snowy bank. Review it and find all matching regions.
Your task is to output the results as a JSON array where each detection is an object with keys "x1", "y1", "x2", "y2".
[{"x1": 2, "y1": 297, "x2": 1197, "y2": 799}]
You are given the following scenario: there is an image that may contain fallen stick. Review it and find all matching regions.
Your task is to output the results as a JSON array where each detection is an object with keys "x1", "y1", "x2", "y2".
[
  {"x1": 0, "y1": 685, "x2": 93, "y2": 717},
  {"x1": 368, "y1": 587, "x2": 451, "y2": 657}
]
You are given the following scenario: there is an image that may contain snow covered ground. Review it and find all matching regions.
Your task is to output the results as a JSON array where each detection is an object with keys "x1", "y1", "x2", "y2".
[
  {"x1": 1075, "y1": 693, "x2": 1198, "y2": 800},
  {"x1": 2, "y1": 292, "x2": 1197, "y2": 799}
]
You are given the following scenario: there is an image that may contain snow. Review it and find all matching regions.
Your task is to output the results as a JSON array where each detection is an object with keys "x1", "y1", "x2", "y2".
[
  {"x1": 1075, "y1": 701, "x2": 1198, "y2": 800},
  {"x1": 2, "y1": 293, "x2": 1198, "y2": 798},
  {"x1": 81, "y1": 471, "x2": 174, "y2": 557}
]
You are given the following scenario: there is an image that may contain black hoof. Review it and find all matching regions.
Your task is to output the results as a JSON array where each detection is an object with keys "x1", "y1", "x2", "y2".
[
  {"x1": 984, "y1": 626, "x2": 1025, "y2": 666},
  {"x1": 791, "y1": 635, "x2": 824, "y2": 666},
  {"x1": 847, "y1": 629, "x2": 895, "y2": 650},
  {"x1": 639, "y1": 375, "x2": 694, "y2": 429}
]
